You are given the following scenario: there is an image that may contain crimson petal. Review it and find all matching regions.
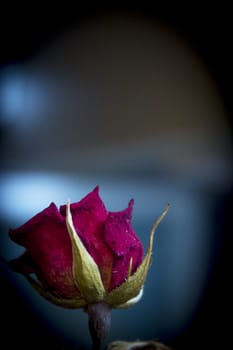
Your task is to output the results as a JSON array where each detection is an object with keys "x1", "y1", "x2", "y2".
[
  {"x1": 60, "y1": 186, "x2": 114, "y2": 289},
  {"x1": 9, "y1": 203, "x2": 79, "y2": 298},
  {"x1": 104, "y1": 199, "x2": 144, "y2": 290}
]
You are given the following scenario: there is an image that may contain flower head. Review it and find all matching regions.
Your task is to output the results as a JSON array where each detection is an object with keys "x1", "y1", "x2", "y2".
[{"x1": 9, "y1": 186, "x2": 169, "y2": 309}]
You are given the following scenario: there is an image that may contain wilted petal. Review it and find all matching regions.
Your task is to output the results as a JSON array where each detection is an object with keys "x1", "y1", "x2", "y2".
[
  {"x1": 9, "y1": 203, "x2": 80, "y2": 298},
  {"x1": 104, "y1": 199, "x2": 144, "y2": 290},
  {"x1": 60, "y1": 187, "x2": 108, "y2": 240},
  {"x1": 105, "y1": 205, "x2": 169, "y2": 307}
]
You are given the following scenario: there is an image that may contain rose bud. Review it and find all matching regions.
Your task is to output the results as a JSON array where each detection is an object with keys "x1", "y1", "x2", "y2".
[{"x1": 8, "y1": 186, "x2": 169, "y2": 347}]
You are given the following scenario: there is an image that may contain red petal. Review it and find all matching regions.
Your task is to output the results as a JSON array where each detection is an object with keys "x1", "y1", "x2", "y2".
[
  {"x1": 60, "y1": 186, "x2": 114, "y2": 290},
  {"x1": 104, "y1": 199, "x2": 144, "y2": 290},
  {"x1": 9, "y1": 203, "x2": 79, "y2": 298},
  {"x1": 60, "y1": 186, "x2": 108, "y2": 235}
]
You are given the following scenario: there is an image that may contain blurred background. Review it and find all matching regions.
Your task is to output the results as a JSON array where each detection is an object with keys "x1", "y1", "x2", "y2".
[{"x1": 0, "y1": 4, "x2": 232, "y2": 350}]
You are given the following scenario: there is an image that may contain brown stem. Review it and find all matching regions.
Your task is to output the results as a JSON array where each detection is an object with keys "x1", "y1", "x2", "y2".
[{"x1": 87, "y1": 302, "x2": 111, "y2": 350}]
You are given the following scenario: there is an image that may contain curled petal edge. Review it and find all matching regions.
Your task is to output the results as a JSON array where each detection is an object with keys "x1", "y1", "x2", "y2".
[
  {"x1": 105, "y1": 204, "x2": 170, "y2": 308},
  {"x1": 66, "y1": 200, "x2": 106, "y2": 303}
]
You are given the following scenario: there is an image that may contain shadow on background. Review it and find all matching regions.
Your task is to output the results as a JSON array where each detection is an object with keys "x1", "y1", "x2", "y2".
[{"x1": 0, "y1": 4, "x2": 232, "y2": 349}]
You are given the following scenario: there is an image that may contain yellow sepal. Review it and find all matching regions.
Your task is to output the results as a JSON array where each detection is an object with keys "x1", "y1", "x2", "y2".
[
  {"x1": 66, "y1": 200, "x2": 106, "y2": 303},
  {"x1": 26, "y1": 275, "x2": 87, "y2": 308},
  {"x1": 105, "y1": 204, "x2": 169, "y2": 308}
]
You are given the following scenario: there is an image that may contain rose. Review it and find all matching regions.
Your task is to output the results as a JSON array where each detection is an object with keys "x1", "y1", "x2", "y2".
[
  {"x1": 9, "y1": 186, "x2": 144, "y2": 306},
  {"x1": 9, "y1": 186, "x2": 169, "y2": 347}
]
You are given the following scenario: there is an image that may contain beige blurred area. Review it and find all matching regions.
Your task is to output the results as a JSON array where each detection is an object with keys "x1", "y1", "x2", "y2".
[{"x1": 1, "y1": 13, "x2": 232, "y2": 187}]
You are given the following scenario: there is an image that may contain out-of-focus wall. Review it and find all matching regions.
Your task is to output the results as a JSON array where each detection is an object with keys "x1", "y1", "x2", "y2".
[
  {"x1": 0, "y1": 12, "x2": 232, "y2": 350},
  {"x1": 1, "y1": 14, "x2": 231, "y2": 186}
]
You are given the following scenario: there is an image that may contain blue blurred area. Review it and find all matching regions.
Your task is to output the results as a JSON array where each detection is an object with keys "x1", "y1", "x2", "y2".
[{"x1": 0, "y1": 7, "x2": 232, "y2": 350}]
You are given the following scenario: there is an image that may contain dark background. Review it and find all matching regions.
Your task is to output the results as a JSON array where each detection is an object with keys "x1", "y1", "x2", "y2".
[{"x1": 1, "y1": 3, "x2": 232, "y2": 349}]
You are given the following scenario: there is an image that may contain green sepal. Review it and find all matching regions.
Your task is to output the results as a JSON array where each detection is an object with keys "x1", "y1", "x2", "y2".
[{"x1": 66, "y1": 200, "x2": 106, "y2": 303}]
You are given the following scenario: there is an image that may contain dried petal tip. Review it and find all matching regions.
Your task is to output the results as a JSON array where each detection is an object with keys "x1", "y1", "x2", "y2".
[{"x1": 147, "y1": 203, "x2": 170, "y2": 265}]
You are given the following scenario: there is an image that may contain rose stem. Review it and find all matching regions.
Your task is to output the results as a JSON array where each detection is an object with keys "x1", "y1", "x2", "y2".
[{"x1": 87, "y1": 302, "x2": 111, "y2": 350}]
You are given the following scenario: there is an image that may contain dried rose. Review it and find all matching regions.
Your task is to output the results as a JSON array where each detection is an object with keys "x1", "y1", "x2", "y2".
[
  {"x1": 8, "y1": 186, "x2": 169, "y2": 346},
  {"x1": 106, "y1": 340, "x2": 171, "y2": 350}
]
